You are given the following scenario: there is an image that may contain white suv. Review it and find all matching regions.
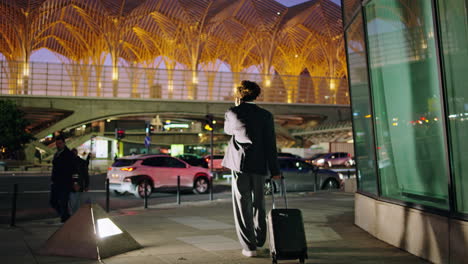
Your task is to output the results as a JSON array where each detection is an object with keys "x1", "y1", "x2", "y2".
[{"x1": 107, "y1": 154, "x2": 213, "y2": 198}]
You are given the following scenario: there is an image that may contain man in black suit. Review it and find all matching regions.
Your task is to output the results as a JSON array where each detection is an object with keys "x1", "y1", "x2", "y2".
[
  {"x1": 222, "y1": 80, "x2": 280, "y2": 257},
  {"x1": 49, "y1": 135, "x2": 76, "y2": 223},
  {"x1": 69, "y1": 148, "x2": 90, "y2": 215}
]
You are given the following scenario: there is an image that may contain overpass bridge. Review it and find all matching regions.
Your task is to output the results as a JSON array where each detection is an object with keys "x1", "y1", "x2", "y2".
[
  {"x1": 0, "y1": 62, "x2": 352, "y2": 162},
  {"x1": 2, "y1": 94, "x2": 351, "y2": 162},
  {"x1": 2, "y1": 94, "x2": 351, "y2": 140}
]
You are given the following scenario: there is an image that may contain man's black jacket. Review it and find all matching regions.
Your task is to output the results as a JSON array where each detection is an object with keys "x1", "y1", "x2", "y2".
[
  {"x1": 73, "y1": 156, "x2": 89, "y2": 192},
  {"x1": 51, "y1": 147, "x2": 77, "y2": 189},
  {"x1": 230, "y1": 102, "x2": 280, "y2": 176}
]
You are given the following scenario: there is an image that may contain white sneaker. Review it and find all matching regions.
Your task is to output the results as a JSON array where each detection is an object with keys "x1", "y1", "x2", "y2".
[{"x1": 242, "y1": 249, "x2": 257, "y2": 257}]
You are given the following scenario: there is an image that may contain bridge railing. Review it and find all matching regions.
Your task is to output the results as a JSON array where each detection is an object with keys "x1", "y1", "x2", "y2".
[{"x1": 0, "y1": 60, "x2": 349, "y2": 105}]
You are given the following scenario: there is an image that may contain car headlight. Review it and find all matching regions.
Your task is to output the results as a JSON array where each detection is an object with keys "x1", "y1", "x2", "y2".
[
  {"x1": 317, "y1": 158, "x2": 325, "y2": 164},
  {"x1": 338, "y1": 173, "x2": 344, "y2": 180}
]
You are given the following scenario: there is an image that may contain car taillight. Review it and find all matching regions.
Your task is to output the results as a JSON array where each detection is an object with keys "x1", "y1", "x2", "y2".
[
  {"x1": 205, "y1": 158, "x2": 209, "y2": 163},
  {"x1": 120, "y1": 167, "x2": 136, "y2": 172},
  {"x1": 348, "y1": 153, "x2": 351, "y2": 157},
  {"x1": 108, "y1": 167, "x2": 112, "y2": 171}
]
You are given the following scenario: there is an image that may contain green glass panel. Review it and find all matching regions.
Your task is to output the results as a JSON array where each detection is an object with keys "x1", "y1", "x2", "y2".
[
  {"x1": 346, "y1": 12, "x2": 378, "y2": 194},
  {"x1": 438, "y1": 0, "x2": 468, "y2": 214},
  {"x1": 365, "y1": 0, "x2": 449, "y2": 209}
]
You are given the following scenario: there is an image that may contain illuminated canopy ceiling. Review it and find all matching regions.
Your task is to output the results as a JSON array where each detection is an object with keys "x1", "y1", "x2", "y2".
[{"x1": 0, "y1": 0, "x2": 346, "y2": 77}]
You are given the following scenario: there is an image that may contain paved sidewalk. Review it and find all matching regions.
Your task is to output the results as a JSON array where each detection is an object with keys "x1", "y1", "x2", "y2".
[{"x1": 0, "y1": 191, "x2": 429, "y2": 264}]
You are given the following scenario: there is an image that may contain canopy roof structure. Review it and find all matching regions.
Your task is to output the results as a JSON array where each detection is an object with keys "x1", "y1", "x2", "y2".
[{"x1": 0, "y1": 0, "x2": 346, "y2": 78}]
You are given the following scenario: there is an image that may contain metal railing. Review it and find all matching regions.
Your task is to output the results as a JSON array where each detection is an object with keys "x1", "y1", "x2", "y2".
[{"x1": 0, "y1": 60, "x2": 350, "y2": 105}]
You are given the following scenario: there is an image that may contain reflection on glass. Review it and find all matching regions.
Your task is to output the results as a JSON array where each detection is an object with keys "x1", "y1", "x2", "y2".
[
  {"x1": 343, "y1": 0, "x2": 362, "y2": 26},
  {"x1": 346, "y1": 12, "x2": 378, "y2": 194},
  {"x1": 438, "y1": 0, "x2": 468, "y2": 214},
  {"x1": 365, "y1": 0, "x2": 448, "y2": 209}
]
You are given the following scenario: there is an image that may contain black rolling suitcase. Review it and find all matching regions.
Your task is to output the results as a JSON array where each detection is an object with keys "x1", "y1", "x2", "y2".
[{"x1": 268, "y1": 177, "x2": 308, "y2": 264}]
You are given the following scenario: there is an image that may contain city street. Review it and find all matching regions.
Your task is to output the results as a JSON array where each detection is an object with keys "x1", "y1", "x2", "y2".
[{"x1": 0, "y1": 173, "x2": 231, "y2": 224}]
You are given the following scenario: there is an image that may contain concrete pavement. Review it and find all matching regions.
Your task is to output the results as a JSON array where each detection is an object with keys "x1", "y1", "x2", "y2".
[{"x1": 0, "y1": 191, "x2": 429, "y2": 264}]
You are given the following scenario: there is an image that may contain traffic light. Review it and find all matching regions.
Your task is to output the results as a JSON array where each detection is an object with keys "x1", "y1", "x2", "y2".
[
  {"x1": 115, "y1": 128, "x2": 125, "y2": 140},
  {"x1": 204, "y1": 114, "x2": 214, "y2": 131},
  {"x1": 145, "y1": 124, "x2": 150, "y2": 135},
  {"x1": 145, "y1": 124, "x2": 155, "y2": 135}
]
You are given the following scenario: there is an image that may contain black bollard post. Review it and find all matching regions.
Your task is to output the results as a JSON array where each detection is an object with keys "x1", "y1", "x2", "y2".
[
  {"x1": 177, "y1": 175, "x2": 181, "y2": 205},
  {"x1": 10, "y1": 183, "x2": 18, "y2": 227},
  {"x1": 209, "y1": 176, "x2": 213, "y2": 201},
  {"x1": 313, "y1": 175, "x2": 317, "y2": 192},
  {"x1": 347, "y1": 170, "x2": 351, "y2": 179},
  {"x1": 144, "y1": 181, "x2": 148, "y2": 209},
  {"x1": 280, "y1": 177, "x2": 285, "y2": 197},
  {"x1": 105, "y1": 178, "x2": 110, "y2": 213},
  {"x1": 313, "y1": 167, "x2": 318, "y2": 192}
]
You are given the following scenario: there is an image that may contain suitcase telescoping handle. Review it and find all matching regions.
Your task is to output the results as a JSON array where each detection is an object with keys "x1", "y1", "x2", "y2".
[{"x1": 271, "y1": 173, "x2": 288, "y2": 209}]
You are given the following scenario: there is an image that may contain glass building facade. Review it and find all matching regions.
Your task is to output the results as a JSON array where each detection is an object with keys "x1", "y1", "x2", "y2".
[{"x1": 343, "y1": 0, "x2": 468, "y2": 217}]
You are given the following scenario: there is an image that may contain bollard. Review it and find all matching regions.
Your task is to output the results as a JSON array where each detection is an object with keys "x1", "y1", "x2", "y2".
[
  {"x1": 280, "y1": 179, "x2": 285, "y2": 197},
  {"x1": 10, "y1": 183, "x2": 18, "y2": 227},
  {"x1": 209, "y1": 176, "x2": 213, "y2": 201},
  {"x1": 144, "y1": 181, "x2": 148, "y2": 209},
  {"x1": 347, "y1": 170, "x2": 351, "y2": 179},
  {"x1": 313, "y1": 168, "x2": 318, "y2": 192},
  {"x1": 177, "y1": 175, "x2": 181, "y2": 205},
  {"x1": 105, "y1": 178, "x2": 110, "y2": 213}
]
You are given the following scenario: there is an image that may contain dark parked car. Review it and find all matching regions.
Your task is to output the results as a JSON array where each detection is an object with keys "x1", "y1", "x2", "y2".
[
  {"x1": 176, "y1": 154, "x2": 207, "y2": 168},
  {"x1": 277, "y1": 152, "x2": 303, "y2": 159},
  {"x1": 265, "y1": 157, "x2": 342, "y2": 193},
  {"x1": 203, "y1": 154, "x2": 226, "y2": 171},
  {"x1": 304, "y1": 153, "x2": 326, "y2": 164},
  {"x1": 310, "y1": 152, "x2": 355, "y2": 168}
]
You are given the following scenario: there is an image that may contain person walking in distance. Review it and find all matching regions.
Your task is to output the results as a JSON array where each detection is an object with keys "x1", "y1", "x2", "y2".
[
  {"x1": 222, "y1": 80, "x2": 281, "y2": 257},
  {"x1": 50, "y1": 135, "x2": 76, "y2": 223},
  {"x1": 69, "y1": 148, "x2": 90, "y2": 215}
]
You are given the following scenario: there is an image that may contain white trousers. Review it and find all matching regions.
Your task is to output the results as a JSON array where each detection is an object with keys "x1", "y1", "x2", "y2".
[{"x1": 231, "y1": 171, "x2": 266, "y2": 251}]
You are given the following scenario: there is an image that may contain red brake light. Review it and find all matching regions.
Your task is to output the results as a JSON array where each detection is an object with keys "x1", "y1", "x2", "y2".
[
  {"x1": 108, "y1": 167, "x2": 112, "y2": 171},
  {"x1": 121, "y1": 167, "x2": 136, "y2": 172},
  {"x1": 348, "y1": 153, "x2": 351, "y2": 157}
]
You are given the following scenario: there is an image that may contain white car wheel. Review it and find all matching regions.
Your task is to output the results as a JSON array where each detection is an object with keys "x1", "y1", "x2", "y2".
[
  {"x1": 193, "y1": 177, "x2": 209, "y2": 194},
  {"x1": 135, "y1": 180, "x2": 152, "y2": 198}
]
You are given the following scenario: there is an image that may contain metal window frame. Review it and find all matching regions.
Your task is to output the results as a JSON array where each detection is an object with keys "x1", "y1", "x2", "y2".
[
  {"x1": 432, "y1": 0, "x2": 468, "y2": 221},
  {"x1": 361, "y1": 0, "x2": 382, "y2": 197},
  {"x1": 341, "y1": 1, "x2": 380, "y2": 196},
  {"x1": 346, "y1": 0, "x2": 468, "y2": 221}
]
